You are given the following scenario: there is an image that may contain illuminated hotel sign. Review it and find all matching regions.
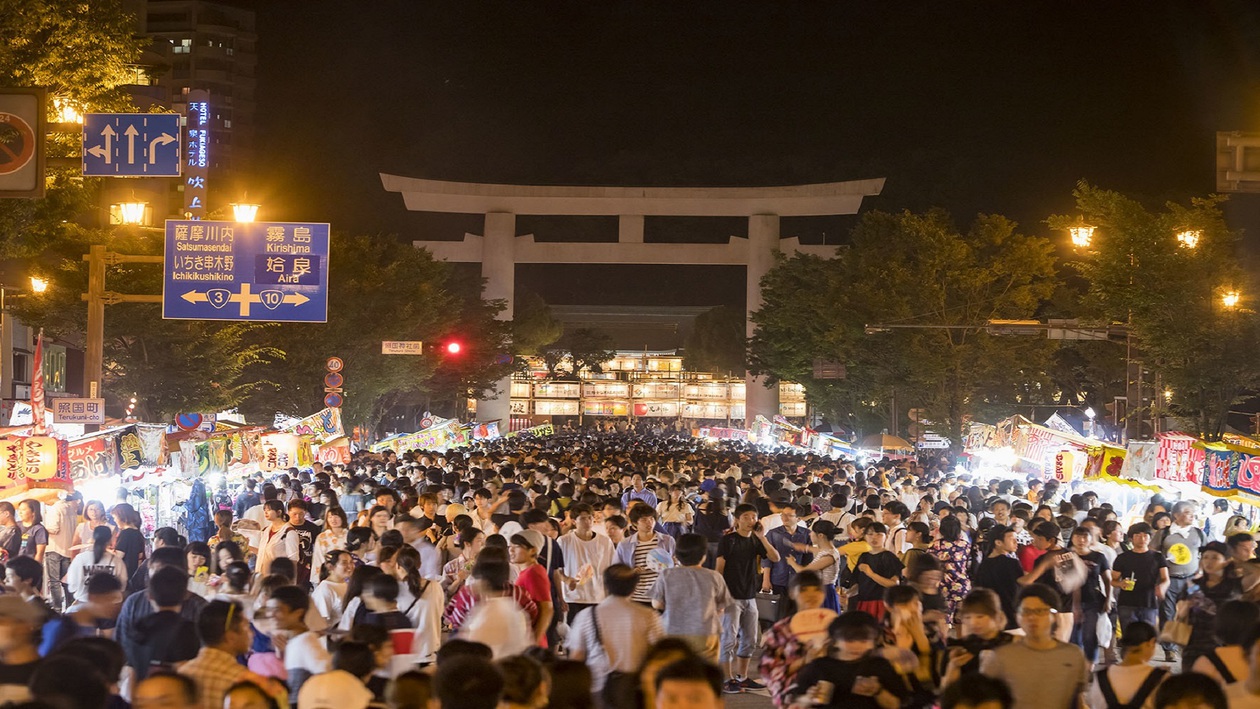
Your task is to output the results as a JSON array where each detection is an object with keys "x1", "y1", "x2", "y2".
[{"x1": 183, "y1": 90, "x2": 210, "y2": 219}]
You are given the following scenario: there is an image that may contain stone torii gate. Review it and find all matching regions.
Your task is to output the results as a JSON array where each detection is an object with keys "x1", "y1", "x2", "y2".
[{"x1": 380, "y1": 174, "x2": 885, "y2": 427}]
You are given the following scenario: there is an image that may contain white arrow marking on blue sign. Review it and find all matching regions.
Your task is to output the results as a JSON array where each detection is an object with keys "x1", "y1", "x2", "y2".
[
  {"x1": 182, "y1": 288, "x2": 310, "y2": 317},
  {"x1": 149, "y1": 134, "x2": 176, "y2": 163},
  {"x1": 99, "y1": 124, "x2": 116, "y2": 163},
  {"x1": 124, "y1": 124, "x2": 139, "y2": 164}
]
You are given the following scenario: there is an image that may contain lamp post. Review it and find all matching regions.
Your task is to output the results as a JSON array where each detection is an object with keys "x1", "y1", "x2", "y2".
[{"x1": 83, "y1": 203, "x2": 261, "y2": 399}]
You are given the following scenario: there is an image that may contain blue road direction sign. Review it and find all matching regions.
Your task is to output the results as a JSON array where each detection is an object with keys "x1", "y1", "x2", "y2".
[
  {"x1": 83, "y1": 113, "x2": 181, "y2": 177},
  {"x1": 163, "y1": 220, "x2": 330, "y2": 323}
]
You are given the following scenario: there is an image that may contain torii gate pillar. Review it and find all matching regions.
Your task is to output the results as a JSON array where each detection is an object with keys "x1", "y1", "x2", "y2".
[
  {"x1": 746, "y1": 214, "x2": 780, "y2": 427},
  {"x1": 478, "y1": 212, "x2": 516, "y2": 428}
]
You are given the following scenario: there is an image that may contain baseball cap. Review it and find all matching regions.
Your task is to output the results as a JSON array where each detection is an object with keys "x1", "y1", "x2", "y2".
[
  {"x1": 297, "y1": 670, "x2": 373, "y2": 709},
  {"x1": 514, "y1": 529, "x2": 546, "y2": 552},
  {"x1": 0, "y1": 595, "x2": 42, "y2": 624}
]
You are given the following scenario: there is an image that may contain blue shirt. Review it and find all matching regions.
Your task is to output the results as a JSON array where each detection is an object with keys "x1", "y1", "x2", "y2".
[
  {"x1": 621, "y1": 488, "x2": 659, "y2": 510},
  {"x1": 765, "y1": 524, "x2": 811, "y2": 587}
]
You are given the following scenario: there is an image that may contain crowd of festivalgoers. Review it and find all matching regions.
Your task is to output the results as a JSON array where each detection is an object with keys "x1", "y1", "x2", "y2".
[{"x1": 1, "y1": 432, "x2": 1260, "y2": 708}]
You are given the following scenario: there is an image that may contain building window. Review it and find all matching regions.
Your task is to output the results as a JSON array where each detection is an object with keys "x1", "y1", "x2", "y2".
[
  {"x1": 226, "y1": 47, "x2": 234, "y2": 56},
  {"x1": 223, "y1": 119, "x2": 231, "y2": 128},
  {"x1": 173, "y1": 38, "x2": 192, "y2": 54},
  {"x1": 12, "y1": 353, "x2": 28, "y2": 384}
]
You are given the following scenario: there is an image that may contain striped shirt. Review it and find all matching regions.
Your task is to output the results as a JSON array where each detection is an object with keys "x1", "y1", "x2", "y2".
[{"x1": 631, "y1": 535, "x2": 660, "y2": 603}]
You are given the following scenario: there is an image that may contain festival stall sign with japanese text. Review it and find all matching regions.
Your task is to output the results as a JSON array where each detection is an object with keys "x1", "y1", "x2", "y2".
[
  {"x1": 1198, "y1": 438, "x2": 1260, "y2": 504},
  {"x1": 68, "y1": 436, "x2": 117, "y2": 481},
  {"x1": 282, "y1": 407, "x2": 344, "y2": 445},
  {"x1": 0, "y1": 437, "x2": 67, "y2": 493},
  {"x1": 1155, "y1": 432, "x2": 1204, "y2": 484}
]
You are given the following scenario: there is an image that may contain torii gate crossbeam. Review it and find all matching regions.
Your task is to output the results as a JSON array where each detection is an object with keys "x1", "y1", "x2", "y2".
[{"x1": 381, "y1": 174, "x2": 885, "y2": 427}]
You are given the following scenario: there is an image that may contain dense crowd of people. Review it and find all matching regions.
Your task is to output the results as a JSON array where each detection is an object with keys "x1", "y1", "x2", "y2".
[{"x1": 0, "y1": 431, "x2": 1259, "y2": 709}]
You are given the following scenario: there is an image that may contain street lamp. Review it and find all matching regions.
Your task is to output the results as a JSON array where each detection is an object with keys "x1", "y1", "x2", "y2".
[
  {"x1": 1068, "y1": 219, "x2": 1096, "y2": 249},
  {"x1": 231, "y1": 202, "x2": 260, "y2": 223},
  {"x1": 111, "y1": 201, "x2": 149, "y2": 226},
  {"x1": 28, "y1": 277, "x2": 48, "y2": 294},
  {"x1": 1176, "y1": 230, "x2": 1201, "y2": 249},
  {"x1": 1223, "y1": 291, "x2": 1242, "y2": 309}
]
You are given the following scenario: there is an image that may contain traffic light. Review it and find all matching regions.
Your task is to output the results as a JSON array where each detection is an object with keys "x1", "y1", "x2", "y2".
[{"x1": 444, "y1": 341, "x2": 462, "y2": 355}]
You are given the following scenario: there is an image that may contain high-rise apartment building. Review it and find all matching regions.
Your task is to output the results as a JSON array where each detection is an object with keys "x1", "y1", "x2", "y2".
[{"x1": 144, "y1": 0, "x2": 257, "y2": 198}]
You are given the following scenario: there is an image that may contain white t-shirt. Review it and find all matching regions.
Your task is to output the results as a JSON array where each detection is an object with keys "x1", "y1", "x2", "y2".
[
  {"x1": 64, "y1": 549, "x2": 128, "y2": 600},
  {"x1": 1087, "y1": 664, "x2": 1165, "y2": 709},
  {"x1": 283, "y1": 631, "x2": 331, "y2": 674},
  {"x1": 556, "y1": 531, "x2": 616, "y2": 604},
  {"x1": 311, "y1": 579, "x2": 346, "y2": 626}
]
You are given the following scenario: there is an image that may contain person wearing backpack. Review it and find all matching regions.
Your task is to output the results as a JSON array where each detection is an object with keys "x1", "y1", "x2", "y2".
[
  {"x1": 1152, "y1": 501, "x2": 1205, "y2": 663},
  {"x1": 1088, "y1": 621, "x2": 1167, "y2": 709},
  {"x1": 129, "y1": 566, "x2": 200, "y2": 684}
]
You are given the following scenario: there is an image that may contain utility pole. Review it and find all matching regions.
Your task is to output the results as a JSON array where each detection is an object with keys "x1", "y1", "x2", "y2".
[{"x1": 81, "y1": 245, "x2": 163, "y2": 400}]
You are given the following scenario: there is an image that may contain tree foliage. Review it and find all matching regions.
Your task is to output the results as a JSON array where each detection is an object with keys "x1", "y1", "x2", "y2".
[
  {"x1": 752, "y1": 209, "x2": 1061, "y2": 447},
  {"x1": 0, "y1": 0, "x2": 149, "y2": 258},
  {"x1": 236, "y1": 234, "x2": 514, "y2": 433},
  {"x1": 542, "y1": 328, "x2": 616, "y2": 380},
  {"x1": 1050, "y1": 182, "x2": 1260, "y2": 440},
  {"x1": 684, "y1": 305, "x2": 745, "y2": 376},
  {"x1": 512, "y1": 291, "x2": 563, "y2": 357}
]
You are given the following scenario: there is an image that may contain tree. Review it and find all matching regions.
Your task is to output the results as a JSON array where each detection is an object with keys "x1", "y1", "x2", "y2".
[
  {"x1": 0, "y1": 0, "x2": 148, "y2": 257},
  {"x1": 1050, "y1": 182, "x2": 1260, "y2": 440},
  {"x1": 752, "y1": 210, "x2": 1060, "y2": 447},
  {"x1": 541, "y1": 328, "x2": 617, "y2": 380},
  {"x1": 236, "y1": 233, "x2": 514, "y2": 435},
  {"x1": 683, "y1": 305, "x2": 746, "y2": 375},
  {"x1": 512, "y1": 291, "x2": 563, "y2": 356}
]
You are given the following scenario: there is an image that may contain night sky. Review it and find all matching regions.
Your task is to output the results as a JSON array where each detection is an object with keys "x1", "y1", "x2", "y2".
[{"x1": 246, "y1": 1, "x2": 1260, "y2": 309}]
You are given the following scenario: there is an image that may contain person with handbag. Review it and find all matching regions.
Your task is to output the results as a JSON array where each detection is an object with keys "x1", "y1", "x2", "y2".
[
  {"x1": 1087, "y1": 621, "x2": 1167, "y2": 709},
  {"x1": 567, "y1": 564, "x2": 664, "y2": 709},
  {"x1": 1067, "y1": 525, "x2": 1112, "y2": 665},
  {"x1": 1017, "y1": 520, "x2": 1077, "y2": 641},
  {"x1": 1176, "y1": 540, "x2": 1241, "y2": 672}
]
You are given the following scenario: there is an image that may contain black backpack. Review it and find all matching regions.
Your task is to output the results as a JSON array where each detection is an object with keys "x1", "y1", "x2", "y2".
[{"x1": 1094, "y1": 667, "x2": 1167, "y2": 709}]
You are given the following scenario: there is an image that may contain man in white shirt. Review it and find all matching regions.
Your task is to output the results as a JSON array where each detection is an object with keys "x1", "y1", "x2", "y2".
[
  {"x1": 555, "y1": 504, "x2": 616, "y2": 623},
  {"x1": 1206, "y1": 498, "x2": 1233, "y2": 543}
]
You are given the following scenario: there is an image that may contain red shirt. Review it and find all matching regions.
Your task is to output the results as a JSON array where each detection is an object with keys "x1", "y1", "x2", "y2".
[
  {"x1": 1017, "y1": 544, "x2": 1047, "y2": 574},
  {"x1": 515, "y1": 562, "x2": 552, "y2": 647}
]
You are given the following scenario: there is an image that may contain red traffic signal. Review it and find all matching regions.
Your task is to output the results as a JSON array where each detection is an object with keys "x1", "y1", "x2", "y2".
[{"x1": 444, "y1": 341, "x2": 462, "y2": 355}]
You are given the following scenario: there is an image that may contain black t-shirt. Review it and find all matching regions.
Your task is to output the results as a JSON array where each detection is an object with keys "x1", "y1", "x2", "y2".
[
  {"x1": 0, "y1": 659, "x2": 41, "y2": 703},
  {"x1": 115, "y1": 528, "x2": 146, "y2": 579},
  {"x1": 1076, "y1": 550, "x2": 1110, "y2": 611},
  {"x1": 945, "y1": 633, "x2": 1014, "y2": 676},
  {"x1": 793, "y1": 655, "x2": 908, "y2": 709},
  {"x1": 0, "y1": 525, "x2": 20, "y2": 562},
  {"x1": 854, "y1": 551, "x2": 903, "y2": 602},
  {"x1": 294, "y1": 521, "x2": 320, "y2": 565},
  {"x1": 1033, "y1": 548, "x2": 1072, "y2": 612},
  {"x1": 718, "y1": 531, "x2": 764, "y2": 599},
  {"x1": 1113, "y1": 550, "x2": 1167, "y2": 609},
  {"x1": 974, "y1": 555, "x2": 1024, "y2": 628}
]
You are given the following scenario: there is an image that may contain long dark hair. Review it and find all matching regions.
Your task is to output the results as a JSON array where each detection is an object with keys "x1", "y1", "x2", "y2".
[
  {"x1": 343, "y1": 564, "x2": 384, "y2": 608},
  {"x1": 394, "y1": 545, "x2": 423, "y2": 598},
  {"x1": 91, "y1": 525, "x2": 112, "y2": 565}
]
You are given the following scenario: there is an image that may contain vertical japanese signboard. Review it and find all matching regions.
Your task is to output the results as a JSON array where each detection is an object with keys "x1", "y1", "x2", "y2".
[
  {"x1": 162, "y1": 220, "x2": 330, "y2": 322},
  {"x1": 183, "y1": 90, "x2": 209, "y2": 219}
]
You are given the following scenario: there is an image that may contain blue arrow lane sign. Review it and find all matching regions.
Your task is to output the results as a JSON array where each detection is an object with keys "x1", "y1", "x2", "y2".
[
  {"x1": 163, "y1": 220, "x2": 330, "y2": 323},
  {"x1": 83, "y1": 113, "x2": 181, "y2": 177}
]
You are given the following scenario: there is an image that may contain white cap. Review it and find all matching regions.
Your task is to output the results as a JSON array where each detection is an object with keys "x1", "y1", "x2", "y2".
[{"x1": 297, "y1": 670, "x2": 373, "y2": 709}]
